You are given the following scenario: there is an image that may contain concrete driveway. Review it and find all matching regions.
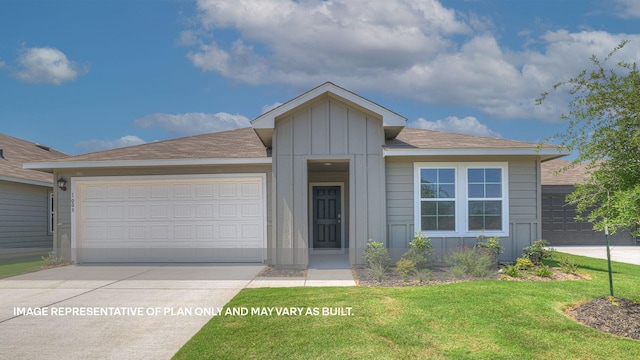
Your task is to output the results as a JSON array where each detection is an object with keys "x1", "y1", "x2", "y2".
[
  {"x1": 554, "y1": 246, "x2": 640, "y2": 265},
  {"x1": 0, "y1": 264, "x2": 264, "y2": 360}
]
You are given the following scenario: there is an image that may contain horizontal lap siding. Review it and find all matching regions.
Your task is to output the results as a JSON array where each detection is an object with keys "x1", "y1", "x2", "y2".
[
  {"x1": 385, "y1": 156, "x2": 540, "y2": 261},
  {"x1": 0, "y1": 181, "x2": 52, "y2": 249}
]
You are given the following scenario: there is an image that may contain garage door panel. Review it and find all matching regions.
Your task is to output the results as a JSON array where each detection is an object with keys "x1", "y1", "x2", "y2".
[{"x1": 76, "y1": 176, "x2": 265, "y2": 263}]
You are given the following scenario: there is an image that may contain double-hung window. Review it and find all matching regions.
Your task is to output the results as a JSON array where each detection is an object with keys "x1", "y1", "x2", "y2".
[{"x1": 414, "y1": 162, "x2": 509, "y2": 237}]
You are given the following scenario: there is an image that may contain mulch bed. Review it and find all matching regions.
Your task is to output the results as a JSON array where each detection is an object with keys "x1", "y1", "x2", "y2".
[
  {"x1": 352, "y1": 265, "x2": 585, "y2": 287},
  {"x1": 256, "y1": 266, "x2": 307, "y2": 277},
  {"x1": 567, "y1": 297, "x2": 640, "y2": 341}
]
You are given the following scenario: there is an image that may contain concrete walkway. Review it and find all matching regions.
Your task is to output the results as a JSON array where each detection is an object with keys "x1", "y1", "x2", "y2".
[
  {"x1": 554, "y1": 246, "x2": 640, "y2": 266},
  {"x1": 248, "y1": 254, "x2": 357, "y2": 287}
]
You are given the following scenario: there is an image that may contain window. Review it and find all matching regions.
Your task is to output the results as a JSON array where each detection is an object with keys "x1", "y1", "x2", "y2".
[
  {"x1": 468, "y1": 168, "x2": 502, "y2": 231},
  {"x1": 414, "y1": 163, "x2": 509, "y2": 237},
  {"x1": 419, "y1": 168, "x2": 456, "y2": 231}
]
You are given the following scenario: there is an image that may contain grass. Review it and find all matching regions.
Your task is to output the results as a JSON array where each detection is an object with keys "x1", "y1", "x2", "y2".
[
  {"x1": 174, "y1": 253, "x2": 640, "y2": 359},
  {"x1": 0, "y1": 253, "x2": 47, "y2": 279}
]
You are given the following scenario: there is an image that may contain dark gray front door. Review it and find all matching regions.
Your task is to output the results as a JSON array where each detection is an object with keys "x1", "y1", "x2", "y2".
[{"x1": 312, "y1": 186, "x2": 341, "y2": 249}]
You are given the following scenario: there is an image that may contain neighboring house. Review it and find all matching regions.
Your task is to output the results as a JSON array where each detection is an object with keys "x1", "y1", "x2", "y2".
[
  {"x1": 26, "y1": 83, "x2": 565, "y2": 266},
  {"x1": 541, "y1": 159, "x2": 638, "y2": 246},
  {"x1": 0, "y1": 133, "x2": 66, "y2": 254}
]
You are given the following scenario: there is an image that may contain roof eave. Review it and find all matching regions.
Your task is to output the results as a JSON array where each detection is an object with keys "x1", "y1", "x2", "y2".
[
  {"x1": 0, "y1": 175, "x2": 53, "y2": 187},
  {"x1": 24, "y1": 157, "x2": 273, "y2": 173},
  {"x1": 383, "y1": 147, "x2": 568, "y2": 161}
]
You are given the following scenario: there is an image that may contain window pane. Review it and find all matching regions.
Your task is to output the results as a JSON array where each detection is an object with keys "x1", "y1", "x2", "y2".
[
  {"x1": 438, "y1": 201, "x2": 455, "y2": 215},
  {"x1": 422, "y1": 201, "x2": 437, "y2": 216},
  {"x1": 421, "y1": 184, "x2": 437, "y2": 198},
  {"x1": 468, "y1": 201, "x2": 502, "y2": 231},
  {"x1": 422, "y1": 216, "x2": 437, "y2": 231},
  {"x1": 439, "y1": 169, "x2": 455, "y2": 183},
  {"x1": 421, "y1": 169, "x2": 437, "y2": 184},
  {"x1": 485, "y1": 201, "x2": 502, "y2": 215},
  {"x1": 468, "y1": 184, "x2": 484, "y2": 198},
  {"x1": 486, "y1": 184, "x2": 501, "y2": 198},
  {"x1": 485, "y1": 216, "x2": 502, "y2": 230},
  {"x1": 485, "y1": 169, "x2": 501, "y2": 182},
  {"x1": 438, "y1": 216, "x2": 455, "y2": 230},
  {"x1": 439, "y1": 184, "x2": 455, "y2": 198},
  {"x1": 468, "y1": 169, "x2": 484, "y2": 183},
  {"x1": 468, "y1": 201, "x2": 484, "y2": 215}
]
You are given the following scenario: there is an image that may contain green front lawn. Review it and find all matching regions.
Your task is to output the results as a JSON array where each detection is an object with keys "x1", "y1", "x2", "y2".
[
  {"x1": 0, "y1": 254, "x2": 47, "y2": 279},
  {"x1": 175, "y1": 254, "x2": 640, "y2": 359}
]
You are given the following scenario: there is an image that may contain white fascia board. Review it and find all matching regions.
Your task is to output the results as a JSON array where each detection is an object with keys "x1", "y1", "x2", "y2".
[
  {"x1": 24, "y1": 157, "x2": 272, "y2": 170},
  {"x1": 0, "y1": 175, "x2": 53, "y2": 188},
  {"x1": 383, "y1": 148, "x2": 568, "y2": 158},
  {"x1": 251, "y1": 82, "x2": 406, "y2": 129}
]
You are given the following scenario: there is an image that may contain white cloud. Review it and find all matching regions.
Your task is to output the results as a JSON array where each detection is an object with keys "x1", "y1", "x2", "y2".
[
  {"x1": 185, "y1": 0, "x2": 640, "y2": 122},
  {"x1": 76, "y1": 135, "x2": 147, "y2": 152},
  {"x1": 614, "y1": 0, "x2": 640, "y2": 18},
  {"x1": 16, "y1": 47, "x2": 86, "y2": 84},
  {"x1": 0, "y1": 60, "x2": 5, "y2": 68},
  {"x1": 261, "y1": 102, "x2": 282, "y2": 114},
  {"x1": 132, "y1": 112, "x2": 251, "y2": 135},
  {"x1": 409, "y1": 116, "x2": 501, "y2": 138}
]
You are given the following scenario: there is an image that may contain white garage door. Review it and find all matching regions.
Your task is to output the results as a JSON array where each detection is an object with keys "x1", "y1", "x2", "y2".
[{"x1": 73, "y1": 175, "x2": 266, "y2": 263}]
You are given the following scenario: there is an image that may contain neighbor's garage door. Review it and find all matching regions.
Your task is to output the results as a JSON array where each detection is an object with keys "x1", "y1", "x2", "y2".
[
  {"x1": 542, "y1": 193, "x2": 636, "y2": 246},
  {"x1": 74, "y1": 175, "x2": 266, "y2": 263}
]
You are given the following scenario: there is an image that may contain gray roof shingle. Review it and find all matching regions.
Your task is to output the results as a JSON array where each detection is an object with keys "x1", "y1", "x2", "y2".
[
  {"x1": 0, "y1": 133, "x2": 66, "y2": 184},
  {"x1": 387, "y1": 128, "x2": 558, "y2": 149},
  {"x1": 46, "y1": 127, "x2": 268, "y2": 163}
]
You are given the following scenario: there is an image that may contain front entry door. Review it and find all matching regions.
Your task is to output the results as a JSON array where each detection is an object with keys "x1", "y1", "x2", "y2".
[{"x1": 312, "y1": 186, "x2": 341, "y2": 249}]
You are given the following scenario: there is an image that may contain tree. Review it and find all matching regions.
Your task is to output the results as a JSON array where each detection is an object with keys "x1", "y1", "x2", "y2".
[{"x1": 537, "y1": 41, "x2": 640, "y2": 236}]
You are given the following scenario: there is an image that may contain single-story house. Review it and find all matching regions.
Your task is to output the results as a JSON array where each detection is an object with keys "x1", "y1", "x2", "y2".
[
  {"x1": 0, "y1": 133, "x2": 66, "y2": 254},
  {"x1": 541, "y1": 159, "x2": 638, "y2": 246},
  {"x1": 26, "y1": 83, "x2": 566, "y2": 266}
]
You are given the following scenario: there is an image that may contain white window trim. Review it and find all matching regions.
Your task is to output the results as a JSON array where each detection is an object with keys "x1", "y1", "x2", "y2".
[{"x1": 414, "y1": 162, "x2": 509, "y2": 237}]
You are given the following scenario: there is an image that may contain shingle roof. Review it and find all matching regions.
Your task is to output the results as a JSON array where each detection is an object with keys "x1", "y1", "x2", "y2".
[
  {"x1": 387, "y1": 127, "x2": 557, "y2": 149},
  {"x1": 46, "y1": 127, "x2": 268, "y2": 163},
  {"x1": 541, "y1": 159, "x2": 591, "y2": 185},
  {"x1": 0, "y1": 133, "x2": 66, "y2": 184}
]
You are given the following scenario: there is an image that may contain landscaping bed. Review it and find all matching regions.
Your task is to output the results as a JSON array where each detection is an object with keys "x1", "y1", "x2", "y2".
[
  {"x1": 568, "y1": 297, "x2": 640, "y2": 341},
  {"x1": 352, "y1": 263, "x2": 585, "y2": 287}
]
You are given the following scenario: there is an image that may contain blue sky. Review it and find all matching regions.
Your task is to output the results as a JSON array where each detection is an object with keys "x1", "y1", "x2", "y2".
[{"x1": 1, "y1": 0, "x2": 639, "y2": 155}]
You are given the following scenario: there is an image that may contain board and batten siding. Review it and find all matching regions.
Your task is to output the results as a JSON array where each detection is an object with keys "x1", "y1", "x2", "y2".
[
  {"x1": 273, "y1": 97, "x2": 386, "y2": 266},
  {"x1": 52, "y1": 164, "x2": 272, "y2": 262},
  {"x1": 0, "y1": 181, "x2": 53, "y2": 250},
  {"x1": 385, "y1": 156, "x2": 541, "y2": 261}
]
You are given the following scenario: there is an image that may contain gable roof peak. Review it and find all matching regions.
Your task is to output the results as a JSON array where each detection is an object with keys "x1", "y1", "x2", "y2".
[{"x1": 251, "y1": 82, "x2": 407, "y2": 147}]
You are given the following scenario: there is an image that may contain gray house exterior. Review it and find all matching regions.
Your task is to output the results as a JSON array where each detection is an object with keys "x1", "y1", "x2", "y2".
[
  {"x1": 26, "y1": 83, "x2": 564, "y2": 266},
  {"x1": 0, "y1": 133, "x2": 65, "y2": 253}
]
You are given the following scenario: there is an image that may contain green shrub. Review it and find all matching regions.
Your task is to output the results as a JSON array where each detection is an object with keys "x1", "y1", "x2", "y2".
[
  {"x1": 401, "y1": 233, "x2": 433, "y2": 269},
  {"x1": 534, "y1": 264, "x2": 553, "y2": 278},
  {"x1": 367, "y1": 263, "x2": 389, "y2": 282},
  {"x1": 522, "y1": 239, "x2": 555, "y2": 265},
  {"x1": 446, "y1": 246, "x2": 493, "y2": 278},
  {"x1": 395, "y1": 259, "x2": 416, "y2": 282},
  {"x1": 557, "y1": 256, "x2": 580, "y2": 274},
  {"x1": 475, "y1": 235, "x2": 504, "y2": 264},
  {"x1": 363, "y1": 240, "x2": 391, "y2": 281},
  {"x1": 515, "y1": 257, "x2": 535, "y2": 270},
  {"x1": 416, "y1": 268, "x2": 432, "y2": 284},
  {"x1": 504, "y1": 264, "x2": 523, "y2": 278},
  {"x1": 363, "y1": 240, "x2": 391, "y2": 270},
  {"x1": 41, "y1": 251, "x2": 67, "y2": 268}
]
